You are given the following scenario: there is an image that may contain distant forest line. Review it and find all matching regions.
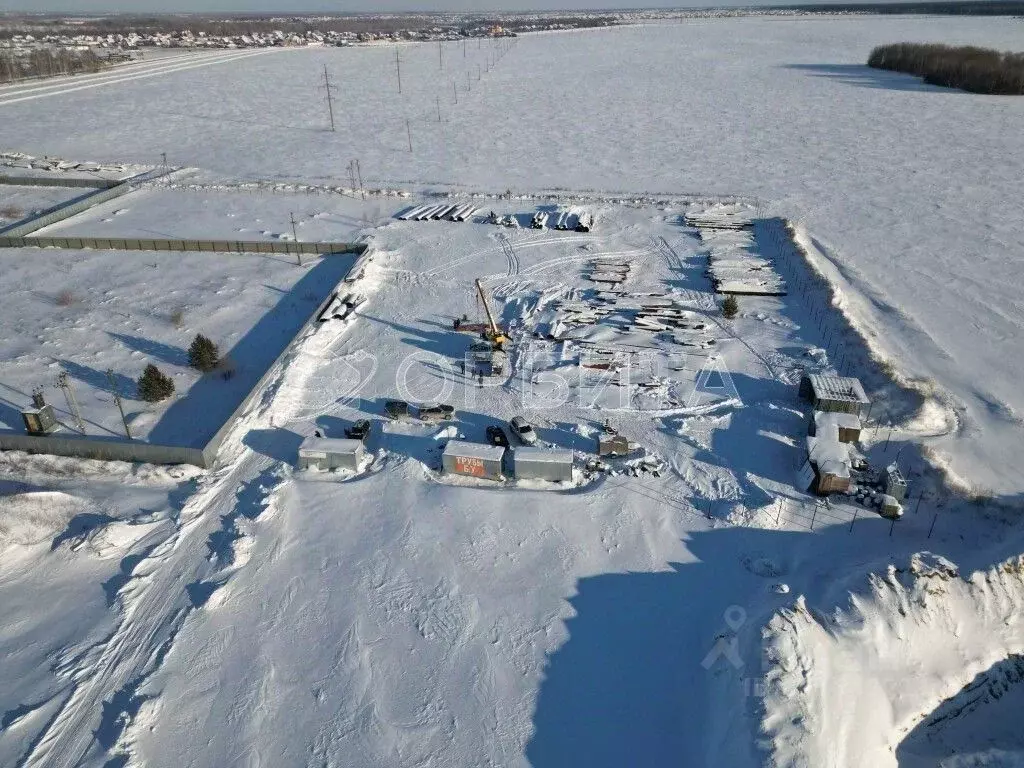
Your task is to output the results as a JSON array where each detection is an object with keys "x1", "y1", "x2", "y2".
[
  {"x1": 778, "y1": 0, "x2": 1024, "y2": 14},
  {"x1": 0, "y1": 48, "x2": 106, "y2": 83},
  {"x1": 868, "y1": 42, "x2": 1024, "y2": 94}
]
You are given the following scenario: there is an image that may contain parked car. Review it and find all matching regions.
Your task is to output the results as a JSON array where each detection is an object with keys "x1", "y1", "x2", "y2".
[
  {"x1": 384, "y1": 399, "x2": 410, "y2": 420},
  {"x1": 345, "y1": 419, "x2": 371, "y2": 441},
  {"x1": 486, "y1": 425, "x2": 510, "y2": 448},
  {"x1": 509, "y1": 416, "x2": 538, "y2": 446},
  {"x1": 419, "y1": 403, "x2": 455, "y2": 423}
]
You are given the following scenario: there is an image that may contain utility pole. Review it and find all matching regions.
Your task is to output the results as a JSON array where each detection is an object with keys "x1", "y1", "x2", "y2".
[
  {"x1": 321, "y1": 65, "x2": 337, "y2": 132},
  {"x1": 406, "y1": 118, "x2": 413, "y2": 152},
  {"x1": 395, "y1": 47, "x2": 402, "y2": 94},
  {"x1": 290, "y1": 212, "x2": 302, "y2": 266},
  {"x1": 438, "y1": 40, "x2": 443, "y2": 69},
  {"x1": 161, "y1": 151, "x2": 167, "y2": 168},
  {"x1": 355, "y1": 159, "x2": 365, "y2": 201},
  {"x1": 57, "y1": 369, "x2": 85, "y2": 434},
  {"x1": 453, "y1": 79, "x2": 458, "y2": 104},
  {"x1": 436, "y1": 94, "x2": 441, "y2": 122},
  {"x1": 106, "y1": 369, "x2": 131, "y2": 440}
]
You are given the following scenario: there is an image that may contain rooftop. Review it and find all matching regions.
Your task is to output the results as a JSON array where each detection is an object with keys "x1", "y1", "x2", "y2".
[
  {"x1": 808, "y1": 374, "x2": 870, "y2": 406},
  {"x1": 443, "y1": 440, "x2": 506, "y2": 461},
  {"x1": 814, "y1": 410, "x2": 862, "y2": 431},
  {"x1": 299, "y1": 437, "x2": 364, "y2": 456},
  {"x1": 513, "y1": 447, "x2": 574, "y2": 464}
]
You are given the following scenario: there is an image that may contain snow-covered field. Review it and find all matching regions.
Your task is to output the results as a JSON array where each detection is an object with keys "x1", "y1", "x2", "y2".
[
  {"x1": 0, "y1": 245, "x2": 352, "y2": 444},
  {"x1": 1, "y1": 14, "x2": 1023, "y2": 768},
  {"x1": 3, "y1": 15, "x2": 1022, "y2": 491},
  {"x1": 0, "y1": 184, "x2": 82, "y2": 227},
  {"x1": 40, "y1": 185, "x2": 384, "y2": 242}
]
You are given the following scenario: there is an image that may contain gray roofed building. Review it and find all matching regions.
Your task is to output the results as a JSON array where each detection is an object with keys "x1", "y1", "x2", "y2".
[{"x1": 800, "y1": 374, "x2": 871, "y2": 417}]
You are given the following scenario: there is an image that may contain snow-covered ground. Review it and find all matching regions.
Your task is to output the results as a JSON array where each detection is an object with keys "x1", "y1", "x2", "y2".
[
  {"x1": 0, "y1": 184, "x2": 83, "y2": 227},
  {"x1": 41, "y1": 184, "x2": 384, "y2": 242},
  {"x1": 3, "y1": 14, "x2": 1021, "y2": 491},
  {"x1": 0, "y1": 245, "x2": 352, "y2": 445},
  {"x1": 1, "y1": 14, "x2": 1023, "y2": 768}
]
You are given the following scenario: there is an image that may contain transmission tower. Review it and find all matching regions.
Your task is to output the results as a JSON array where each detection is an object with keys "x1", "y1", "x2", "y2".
[
  {"x1": 320, "y1": 65, "x2": 338, "y2": 132},
  {"x1": 106, "y1": 369, "x2": 132, "y2": 440},
  {"x1": 56, "y1": 369, "x2": 85, "y2": 433}
]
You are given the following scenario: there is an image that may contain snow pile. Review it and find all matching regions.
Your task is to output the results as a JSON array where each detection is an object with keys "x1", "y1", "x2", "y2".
[{"x1": 761, "y1": 552, "x2": 1024, "y2": 768}]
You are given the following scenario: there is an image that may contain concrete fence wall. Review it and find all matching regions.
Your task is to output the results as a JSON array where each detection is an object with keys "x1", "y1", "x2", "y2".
[
  {"x1": 0, "y1": 235, "x2": 366, "y2": 256},
  {"x1": 0, "y1": 432, "x2": 207, "y2": 467},
  {"x1": 0, "y1": 168, "x2": 175, "y2": 237},
  {"x1": 197, "y1": 278, "x2": 351, "y2": 466},
  {"x1": 0, "y1": 174, "x2": 121, "y2": 189}
]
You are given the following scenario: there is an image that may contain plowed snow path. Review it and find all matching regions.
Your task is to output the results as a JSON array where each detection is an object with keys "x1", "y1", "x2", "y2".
[
  {"x1": 21, "y1": 449, "x2": 272, "y2": 768},
  {"x1": 19, "y1": 296, "x2": 333, "y2": 768},
  {"x1": 0, "y1": 49, "x2": 276, "y2": 108}
]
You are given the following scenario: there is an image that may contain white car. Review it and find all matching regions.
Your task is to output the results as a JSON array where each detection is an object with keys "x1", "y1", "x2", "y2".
[{"x1": 509, "y1": 416, "x2": 538, "y2": 446}]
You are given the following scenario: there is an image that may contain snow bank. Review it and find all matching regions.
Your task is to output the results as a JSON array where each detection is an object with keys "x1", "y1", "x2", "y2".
[{"x1": 761, "y1": 552, "x2": 1024, "y2": 768}]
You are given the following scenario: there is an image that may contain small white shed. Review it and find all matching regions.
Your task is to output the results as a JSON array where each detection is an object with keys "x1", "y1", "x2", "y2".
[
  {"x1": 513, "y1": 447, "x2": 574, "y2": 483},
  {"x1": 297, "y1": 437, "x2": 365, "y2": 471},
  {"x1": 442, "y1": 440, "x2": 505, "y2": 480}
]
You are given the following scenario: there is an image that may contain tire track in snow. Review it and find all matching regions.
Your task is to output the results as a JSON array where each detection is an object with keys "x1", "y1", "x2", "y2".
[
  {"x1": 0, "y1": 51, "x2": 250, "y2": 98},
  {"x1": 498, "y1": 232, "x2": 519, "y2": 277},
  {"x1": 0, "y1": 49, "x2": 275, "y2": 108},
  {"x1": 20, "y1": 291, "x2": 341, "y2": 767},
  {"x1": 422, "y1": 234, "x2": 597, "y2": 278},
  {"x1": 21, "y1": 451, "x2": 272, "y2": 768}
]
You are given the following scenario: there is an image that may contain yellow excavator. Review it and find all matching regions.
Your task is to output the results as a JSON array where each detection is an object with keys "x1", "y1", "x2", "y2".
[{"x1": 475, "y1": 278, "x2": 507, "y2": 348}]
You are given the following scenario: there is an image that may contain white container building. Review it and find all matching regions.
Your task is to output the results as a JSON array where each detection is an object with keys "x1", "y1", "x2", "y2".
[
  {"x1": 513, "y1": 447, "x2": 574, "y2": 482},
  {"x1": 297, "y1": 437, "x2": 365, "y2": 471}
]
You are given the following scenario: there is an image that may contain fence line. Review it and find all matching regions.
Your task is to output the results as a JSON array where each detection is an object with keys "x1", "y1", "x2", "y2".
[
  {"x1": 0, "y1": 167, "x2": 177, "y2": 237},
  {"x1": 0, "y1": 173, "x2": 121, "y2": 189},
  {"x1": 0, "y1": 235, "x2": 366, "y2": 256},
  {"x1": 0, "y1": 432, "x2": 206, "y2": 467}
]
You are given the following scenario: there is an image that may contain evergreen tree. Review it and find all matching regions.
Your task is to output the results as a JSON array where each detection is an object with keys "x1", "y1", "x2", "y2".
[
  {"x1": 722, "y1": 294, "x2": 739, "y2": 319},
  {"x1": 188, "y1": 334, "x2": 220, "y2": 372},
  {"x1": 138, "y1": 364, "x2": 175, "y2": 402}
]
